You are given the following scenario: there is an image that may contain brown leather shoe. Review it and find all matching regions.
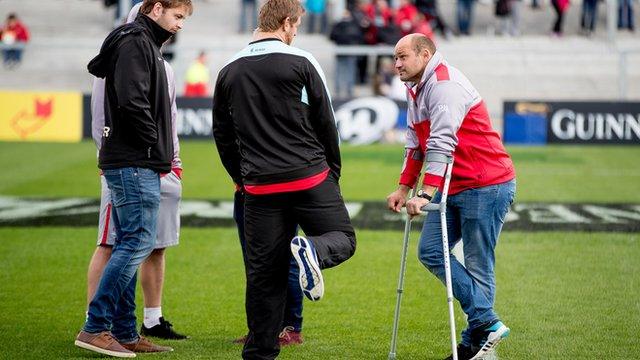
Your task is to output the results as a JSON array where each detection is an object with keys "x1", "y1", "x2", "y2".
[
  {"x1": 121, "y1": 335, "x2": 173, "y2": 353},
  {"x1": 75, "y1": 330, "x2": 136, "y2": 358}
]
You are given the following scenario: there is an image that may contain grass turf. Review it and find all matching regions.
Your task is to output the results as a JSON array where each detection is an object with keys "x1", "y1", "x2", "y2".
[
  {"x1": 0, "y1": 228, "x2": 638, "y2": 359},
  {"x1": 0, "y1": 141, "x2": 639, "y2": 359},
  {"x1": 0, "y1": 141, "x2": 639, "y2": 202}
]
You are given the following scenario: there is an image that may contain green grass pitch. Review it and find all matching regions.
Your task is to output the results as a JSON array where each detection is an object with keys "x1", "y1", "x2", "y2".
[{"x1": 0, "y1": 141, "x2": 639, "y2": 359}]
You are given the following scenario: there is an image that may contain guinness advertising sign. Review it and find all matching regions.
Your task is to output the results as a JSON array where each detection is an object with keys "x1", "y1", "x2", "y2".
[{"x1": 504, "y1": 101, "x2": 640, "y2": 145}]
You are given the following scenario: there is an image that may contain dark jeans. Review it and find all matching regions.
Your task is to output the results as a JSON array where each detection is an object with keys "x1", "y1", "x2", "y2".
[
  {"x1": 581, "y1": 0, "x2": 598, "y2": 31},
  {"x1": 241, "y1": 174, "x2": 356, "y2": 359},
  {"x1": 618, "y1": 0, "x2": 635, "y2": 30},
  {"x1": 457, "y1": 0, "x2": 475, "y2": 35},
  {"x1": 234, "y1": 191, "x2": 304, "y2": 332},
  {"x1": 552, "y1": 1, "x2": 566, "y2": 34},
  {"x1": 2, "y1": 48, "x2": 22, "y2": 64}
]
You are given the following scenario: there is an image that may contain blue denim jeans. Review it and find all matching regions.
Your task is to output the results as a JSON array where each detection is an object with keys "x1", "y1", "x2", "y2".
[
  {"x1": 234, "y1": 191, "x2": 303, "y2": 332},
  {"x1": 457, "y1": 0, "x2": 475, "y2": 34},
  {"x1": 418, "y1": 179, "x2": 515, "y2": 346},
  {"x1": 84, "y1": 167, "x2": 160, "y2": 342}
]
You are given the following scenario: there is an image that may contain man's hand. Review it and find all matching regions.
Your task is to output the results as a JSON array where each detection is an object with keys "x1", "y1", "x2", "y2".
[
  {"x1": 386, "y1": 185, "x2": 411, "y2": 213},
  {"x1": 406, "y1": 196, "x2": 430, "y2": 217}
]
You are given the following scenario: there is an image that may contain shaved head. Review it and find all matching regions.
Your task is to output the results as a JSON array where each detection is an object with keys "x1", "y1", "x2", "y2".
[
  {"x1": 394, "y1": 34, "x2": 436, "y2": 83},
  {"x1": 397, "y1": 33, "x2": 436, "y2": 56}
]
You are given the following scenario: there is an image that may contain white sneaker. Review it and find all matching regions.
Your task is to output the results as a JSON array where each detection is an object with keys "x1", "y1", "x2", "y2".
[
  {"x1": 470, "y1": 321, "x2": 510, "y2": 360},
  {"x1": 291, "y1": 236, "x2": 324, "y2": 301}
]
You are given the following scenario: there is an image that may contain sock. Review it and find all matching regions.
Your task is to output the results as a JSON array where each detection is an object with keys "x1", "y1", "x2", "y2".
[{"x1": 143, "y1": 307, "x2": 162, "y2": 328}]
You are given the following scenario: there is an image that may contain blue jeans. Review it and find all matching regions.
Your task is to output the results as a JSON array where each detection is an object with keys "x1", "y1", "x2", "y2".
[
  {"x1": 618, "y1": 0, "x2": 634, "y2": 29},
  {"x1": 457, "y1": 0, "x2": 475, "y2": 35},
  {"x1": 418, "y1": 180, "x2": 515, "y2": 346},
  {"x1": 335, "y1": 56, "x2": 356, "y2": 99},
  {"x1": 84, "y1": 167, "x2": 160, "y2": 342},
  {"x1": 234, "y1": 191, "x2": 304, "y2": 332}
]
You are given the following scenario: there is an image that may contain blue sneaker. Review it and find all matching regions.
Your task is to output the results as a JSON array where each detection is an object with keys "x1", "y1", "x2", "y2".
[
  {"x1": 470, "y1": 321, "x2": 510, "y2": 360},
  {"x1": 291, "y1": 236, "x2": 324, "y2": 301}
]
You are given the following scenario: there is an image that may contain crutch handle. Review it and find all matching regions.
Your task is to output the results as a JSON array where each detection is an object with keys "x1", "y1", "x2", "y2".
[{"x1": 420, "y1": 203, "x2": 441, "y2": 212}]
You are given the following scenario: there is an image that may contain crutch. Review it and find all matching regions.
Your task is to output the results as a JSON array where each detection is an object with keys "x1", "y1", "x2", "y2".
[
  {"x1": 388, "y1": 153, "x2": 456, "y2": 360},
  {"x1": 388, "y1": 184, "x2": 417, "y2": 360}
]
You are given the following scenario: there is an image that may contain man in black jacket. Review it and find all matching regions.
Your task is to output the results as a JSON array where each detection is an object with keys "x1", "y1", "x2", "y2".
[
  {"x1": 75, "y1": 1, "x2": 192, "y2": 357},
  {"x1": 213, "y1": 1, "x2": 356, "y2": 359},
  {"x1": 329, "y1": 9, "x2": 364, "y2": 98}
]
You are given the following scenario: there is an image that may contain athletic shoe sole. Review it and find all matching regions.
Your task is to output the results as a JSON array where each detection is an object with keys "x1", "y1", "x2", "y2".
[
  {"x1": 74, "y1": 340, "x2": 136, "y2": 358},
  {"x1": 291, "y1": 236, "x2": 324, "y2": 301},
  {"x1": 470, "y1": 324, "x2": 510, "y2": 360}
]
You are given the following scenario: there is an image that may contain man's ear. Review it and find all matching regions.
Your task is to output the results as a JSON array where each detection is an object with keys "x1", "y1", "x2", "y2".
[
  {"x1": 282, "y1": 16, "x2": 291, "y2": 32},
  {"x1": 152, "y1": 2, "x2": 164, "y2": 17}
]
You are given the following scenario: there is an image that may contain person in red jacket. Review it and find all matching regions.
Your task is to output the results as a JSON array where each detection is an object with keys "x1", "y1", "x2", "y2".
[
  {"x1": 394, "y1": 0, "x2": 418, "y2": 36},
  {"x1": 387, "y1": 34, "x2": 516, "y2": 360},
  {"x1": 362, "y1": 0, "x2": 394, "y2": 44},
  {"x1": 0, "y1": 13, "x2": 30, "y2": 68}
]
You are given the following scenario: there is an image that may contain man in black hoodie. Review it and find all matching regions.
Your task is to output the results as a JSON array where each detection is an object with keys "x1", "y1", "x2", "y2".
[{"x1": 75, "y1": 1, "x2": 192, "y2": 358}]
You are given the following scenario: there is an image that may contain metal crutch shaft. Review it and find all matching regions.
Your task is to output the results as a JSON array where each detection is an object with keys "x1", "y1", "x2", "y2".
[
  {"x1": 388, "y1": 185, "x2": 417, "y2": 360},
  {"x1": 422, "y1": 153, "x2": 457, "y2": 360}
]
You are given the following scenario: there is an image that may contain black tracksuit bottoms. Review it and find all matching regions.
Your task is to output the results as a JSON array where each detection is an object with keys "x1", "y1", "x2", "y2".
[{"x1": 241, "y1": 173, "x2": 356, "y2": 360}]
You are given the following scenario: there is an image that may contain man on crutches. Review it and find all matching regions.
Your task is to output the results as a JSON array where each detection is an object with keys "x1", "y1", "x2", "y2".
[{"x1": 386, "y1": 34, "x2": 516, "y2": 360}]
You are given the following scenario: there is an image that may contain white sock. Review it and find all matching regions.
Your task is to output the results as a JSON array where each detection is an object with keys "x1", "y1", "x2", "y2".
[{"x1": 143, "y1": 307, "x2": 162, "y2": 328}]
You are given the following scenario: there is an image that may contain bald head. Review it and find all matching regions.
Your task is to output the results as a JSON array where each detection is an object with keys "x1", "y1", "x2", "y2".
[
  {"x1": 396, "y1": 33, "x2": 436, "y2": 57},
  {"x1": 394, "y1": 34, "x2": 436, "y2": 83}
]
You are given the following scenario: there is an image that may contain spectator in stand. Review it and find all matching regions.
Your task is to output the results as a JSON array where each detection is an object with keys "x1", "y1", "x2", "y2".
[
  {"x1": 395, "y1": 0, "x2": 419, "y2": 36},
  {"x1": 184, "y1": 51, "x2": 211, "y2": 97},
  {"x1": 618, "y1": 0, "x2": 635, "y2": 31},
  {"x1": 306, "y1": 0, "x2": 329, "y2": 34},
  {"x1": 415, "y1": 0, "x2": 452, "y2": 39},
  {"x1": 330, "y1": 9, "x2": 365, "y2": 99},
  {"x1": 494, "y1": 0, "x2": 511, "y2": 36},
  {"x1": 509, "y1": 0, "x2": 522, "y2": 36},
  {"x1": 0, "y1": 13, "x2": 30, "y2": 69},
  {"x1": 352, "y1": 0, "x2": 373, "y2": 84},
  {"x1": 363, "y1": 0, "x2": 394, "y2": 44},
  {"x1": 413, "y1": 12, "x2": 436, "y2": 42},
  {"x1": 457, "y1": 0, "x2": 476, "y2": 35},
  {"x1": 239, "y1": 0, "x2": 258, "y2": 33},
  {"x1": 581, "y1": 0, "x2": 599, "y2": 36},
  {"x1": 551, "y1": 0, "x2": 570, "y2": 37}
]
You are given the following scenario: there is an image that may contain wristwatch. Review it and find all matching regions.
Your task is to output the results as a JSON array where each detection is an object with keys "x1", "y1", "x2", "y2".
[{"x1": 416, "y1": 189, "x2": 432, "y2": 201}]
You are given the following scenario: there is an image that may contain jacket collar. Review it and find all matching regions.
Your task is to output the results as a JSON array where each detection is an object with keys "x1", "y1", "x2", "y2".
[
  {"x1": 407, "y1": 51, "x2": 444, "y2": 92},
  {"x1": 137, "y1": 13, "x2": 173, "y2": 47}
]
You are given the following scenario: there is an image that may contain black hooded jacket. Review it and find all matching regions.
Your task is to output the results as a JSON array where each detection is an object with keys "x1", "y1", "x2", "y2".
[{"x1": 88, "y1": 14, "x2": 174, "y2": 173}]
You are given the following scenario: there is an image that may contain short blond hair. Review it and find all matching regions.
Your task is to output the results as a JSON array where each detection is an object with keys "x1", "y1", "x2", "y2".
[{"x1": 258, "y1": 0, "x2": 305, "y2": 32}]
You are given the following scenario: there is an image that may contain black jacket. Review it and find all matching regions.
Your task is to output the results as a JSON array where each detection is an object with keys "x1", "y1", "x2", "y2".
[
  {"x1": 329, "y1": 17, "x2": 364, "y2": 45},
  {"x1": 88, "y1": 14, "x2": 173, "y2": 173},
  {"x1": 212, "y1": 38, "x2": 341, "y2": 187}
]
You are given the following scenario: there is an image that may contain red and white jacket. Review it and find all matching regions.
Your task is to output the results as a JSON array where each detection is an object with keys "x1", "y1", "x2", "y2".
[{"x1": 399, "y1": 51, "x2": 515, "y2": 195}]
